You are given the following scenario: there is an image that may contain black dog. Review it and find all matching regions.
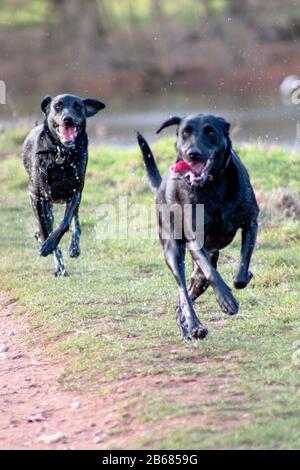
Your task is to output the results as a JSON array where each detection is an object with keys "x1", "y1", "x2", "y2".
[
  {"x1": 137, "y1": 113, "x2": 259, "y2": 341},
  {"x1": 22, "y1": 94, "x2": 105, "y2": 276}
]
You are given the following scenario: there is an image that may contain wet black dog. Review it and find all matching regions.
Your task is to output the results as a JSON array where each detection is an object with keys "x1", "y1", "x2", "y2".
[
  {"x1": 22, "y1": 94, "x2": 105, "y2": 276},
  {"x1": 137, "y1": 113, "x2": 259, "y2": 341}
]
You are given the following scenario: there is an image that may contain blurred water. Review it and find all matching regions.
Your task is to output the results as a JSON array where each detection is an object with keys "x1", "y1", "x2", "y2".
[{"x1": 0, "y1": 91, "x2": 299, "y2": 148}]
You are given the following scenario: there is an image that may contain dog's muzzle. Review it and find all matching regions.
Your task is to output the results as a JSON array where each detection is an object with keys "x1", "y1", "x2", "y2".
[
  {"x1": 171, "y1": 157, "x2": 214, "y2": 186},
  {"x1": 57, "y1": 125, "x2": 79, "y2": 146}
]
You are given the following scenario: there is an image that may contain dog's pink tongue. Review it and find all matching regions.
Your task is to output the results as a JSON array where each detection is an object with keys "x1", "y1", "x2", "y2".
[
  {"x1": 190, "y1": 162, "x2": 206, "y2": 175},
  {"x1": 171, "y1": 161, "x2": 206, "y2": 175},
  {"x1": 60, "y1": 126, "x2": 77, "y2": 142}
]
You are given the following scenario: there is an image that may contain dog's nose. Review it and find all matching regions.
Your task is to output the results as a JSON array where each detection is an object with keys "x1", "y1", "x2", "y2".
[
  {"x1": 187, "y1": 148, "x2": 202, "y2": 160},
  {"x1": 63, "y1": 116, "x2": 74, "y2": 126}
]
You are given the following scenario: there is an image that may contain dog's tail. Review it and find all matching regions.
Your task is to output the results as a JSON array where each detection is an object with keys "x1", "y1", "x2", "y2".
[{"x1": 136, "y1": 132, "x2": 162, "y2": 193}]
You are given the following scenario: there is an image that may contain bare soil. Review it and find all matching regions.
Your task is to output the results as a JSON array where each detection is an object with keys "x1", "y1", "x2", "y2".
[{"x1": 0, "y1": 291, "x2": 245, "y2": 450}]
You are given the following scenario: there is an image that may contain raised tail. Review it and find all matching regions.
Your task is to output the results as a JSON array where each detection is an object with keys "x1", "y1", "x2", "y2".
[{"x1": 136, "y1": 132, "x2": 162, "y2": 193}]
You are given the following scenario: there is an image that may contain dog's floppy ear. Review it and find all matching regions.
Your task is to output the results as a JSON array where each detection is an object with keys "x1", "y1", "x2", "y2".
[
  {"x1": 41, "y1": 96, "x2": 52, "y2": 115},
  {"x1": 224, "y1": 120, "x2": 230, "y2": 134},
  {"x1": 83, "y1": 98, "x2": 106, "y2": 118},
  {"x1": 218, "y1": 117, "x2": 232, "y2": 155},
  {"x1": 156, "y1": 116, "x2": 182, "y2": 134},
  {"x1": 218, "y1": 117, "x2": 231, "y2": 134}
]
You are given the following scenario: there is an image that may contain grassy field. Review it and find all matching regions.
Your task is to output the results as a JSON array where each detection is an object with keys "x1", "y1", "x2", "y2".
[{"x1": 1, "y1": 130, "x2": 300, "y2": 449}]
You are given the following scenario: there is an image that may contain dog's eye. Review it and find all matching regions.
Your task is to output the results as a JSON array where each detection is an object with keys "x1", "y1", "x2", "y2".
[
  {"x1": 54, "y1": 102, "x2": 63, "y2": 112},
  {"x1": 74, "y1": 102, "x2": 82, "y2": 111},
  {"x1": 204, "y1": 126, "x2": 216, "y2": 139},
  {"x1": 181, "y1": 128, "x2": 191, "y2": 139}
]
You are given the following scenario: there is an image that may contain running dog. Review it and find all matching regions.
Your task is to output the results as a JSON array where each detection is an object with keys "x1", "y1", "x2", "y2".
[
  {"x1": 22, "y1": 94, "x2": 105, "y2": 276},
  {"x1": 137, "y1": 113, "x2": 259, "y2": 341}
]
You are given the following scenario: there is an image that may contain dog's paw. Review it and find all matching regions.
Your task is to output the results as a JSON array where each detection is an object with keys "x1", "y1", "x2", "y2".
[
  {"x1": 54, "y1": 268, "x2": 69, "y2": 278},
  {"x1": 176, "y1": 307, "x2": 208, "y2": 341},
  {"x1": 216, "y1": 286, "x2": 239, "y2": 316},
  {"x1": 182, "y1": 323, "x2": 208, "y2": 342},
  {"x1": 34, "y1": 232, "x2": 42, "y2": 244},
  {"x1": 69, "y1": 243, "x2": 81, "y2": 258},
  {"x1": 40, "y1": 235, "x2": 58, "y2": 257},
  {"x1": 234, "y1": 271, "x2": 253, "y2": 289},
  {"x1": 190, "y1": 322, "x2": 208, "y2": 340}
]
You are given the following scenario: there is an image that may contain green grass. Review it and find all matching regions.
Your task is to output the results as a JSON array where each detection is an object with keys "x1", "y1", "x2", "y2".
[{"x1": 1, "y1": 130, "x2": 300, "y2": 449}]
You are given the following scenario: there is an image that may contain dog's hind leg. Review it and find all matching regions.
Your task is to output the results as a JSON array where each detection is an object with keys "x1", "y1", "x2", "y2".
[
  {"x1": 53, "y1": 247, "x2": 67, "y2": 277},
  {"x1": 43, "y1": 200, "x2": 67, "y2": 277},
  {"x1": 69, "y1": 207, "x2": 81, "y2": 258},
  {"x1": 234, "y1": 221, "x2": 258, "y2": 289},
  {"x1": 163, "y1": 239, "x2": 208, "y2": 341},
  {"x1": 188, "y1": 251, "x2": 219, "y2": 301}
]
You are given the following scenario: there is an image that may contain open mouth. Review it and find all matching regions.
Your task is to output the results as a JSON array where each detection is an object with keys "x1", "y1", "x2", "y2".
[
  {"x1": 55, "y1": 125, "x2": 79, "y2": 145},
  {"x1": 171, "y1": 158, "x2": 214, "y2": 186},
  {"x1": 188, "y1": 161, "x2": 206, "y2": 175}
]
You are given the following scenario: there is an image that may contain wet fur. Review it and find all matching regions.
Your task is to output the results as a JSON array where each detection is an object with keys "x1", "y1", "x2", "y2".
[
  {"x1": 22, "y1": 94, "x2": 105, "y2": 276},
  {"x1": 137, "y1": 113, "x2": 259, "y2": 341}
]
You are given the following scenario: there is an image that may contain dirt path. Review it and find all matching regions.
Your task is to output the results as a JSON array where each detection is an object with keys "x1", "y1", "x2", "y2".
[
  {"x1": 0, "y1": 292, "x2": 122, "y2": 450},
  {"x1": 0, "y1": 291, "x2": 244, "y2": 450}
]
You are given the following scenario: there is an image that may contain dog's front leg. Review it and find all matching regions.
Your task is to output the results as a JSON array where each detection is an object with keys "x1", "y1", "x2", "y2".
[
  {"x1": 163, "y1": 239, "x2": 208, "y2": 341},
  {"x1": 40, "y1": 191, "x2": 81, "y2": 257},
  {"x1": 69, "y1": 207, "x2": 81, "y2": 258},
  {"x1": 189, "y1": 245, "x2": 239, "y2": 316},
  {"x1": 30, "y1": 194, "x2": 49, "y2": 243},
  {"x1": 43, "y1": 199, "x2": 68, "y2": 277},
  {"x1": 234, "y1": 220, "x2": 258, "y2": 289}
]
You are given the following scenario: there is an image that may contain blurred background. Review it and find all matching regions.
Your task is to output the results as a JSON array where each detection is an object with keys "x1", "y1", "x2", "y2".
[{"x1": 0, "y1": 0, "x2": 300, "y2": 146}]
